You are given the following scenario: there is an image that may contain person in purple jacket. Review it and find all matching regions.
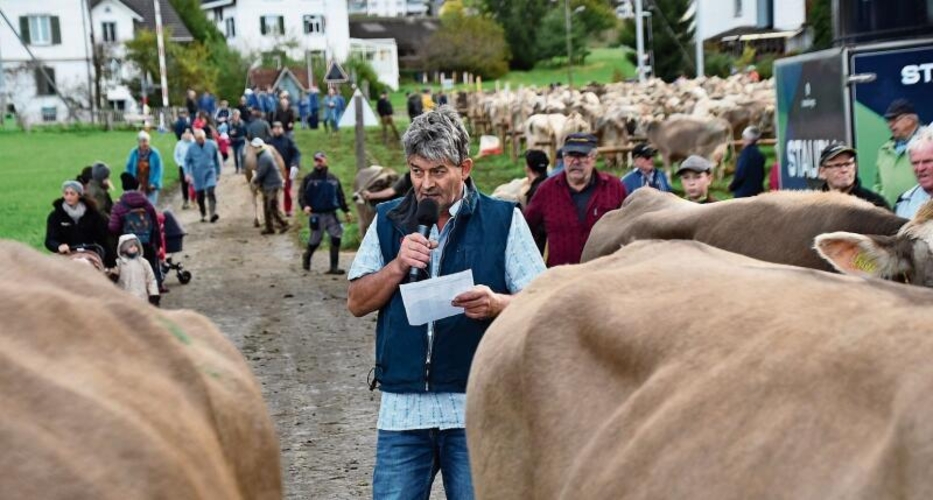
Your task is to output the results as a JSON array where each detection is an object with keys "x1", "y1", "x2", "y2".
[{"x1": 109, "y1": 172, "x2": 163, "y2": 291}]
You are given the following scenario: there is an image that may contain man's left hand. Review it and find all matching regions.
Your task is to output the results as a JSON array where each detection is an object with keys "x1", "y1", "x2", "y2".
[{"x1": 452, "y1": 285, "x2": 508, "y2": 320}]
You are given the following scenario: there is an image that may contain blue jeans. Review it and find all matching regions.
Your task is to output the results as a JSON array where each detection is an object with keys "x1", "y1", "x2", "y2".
[{"x1": 373, "y1": 428, "x2": 474, "y2": 500}]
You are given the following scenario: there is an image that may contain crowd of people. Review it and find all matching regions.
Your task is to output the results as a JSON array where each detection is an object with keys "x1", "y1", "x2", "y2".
[{"x1": 40, "y1": 79, "x2": 933, "y2": 498}]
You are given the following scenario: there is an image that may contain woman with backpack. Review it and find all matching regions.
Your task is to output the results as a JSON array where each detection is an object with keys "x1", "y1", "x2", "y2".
[{"x1": 109, "y1": 173, "x2": 164, "y2": 292}]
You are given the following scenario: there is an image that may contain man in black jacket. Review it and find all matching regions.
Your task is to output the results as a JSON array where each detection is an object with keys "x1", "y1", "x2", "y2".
[
  {"x1": 299, "y1": 151, "x2": 353, "y2": 273},
  {"x1": 269, "y1": 122, "x2": 301, "y2": 216},
  {"x1": 818, "y1": 143, "x2": 890, "y2": 210}
]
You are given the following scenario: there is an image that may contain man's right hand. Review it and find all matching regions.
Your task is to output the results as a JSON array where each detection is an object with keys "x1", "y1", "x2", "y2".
[{"x1": 395, "y1": 233, "x2": 437, "y2": 274}]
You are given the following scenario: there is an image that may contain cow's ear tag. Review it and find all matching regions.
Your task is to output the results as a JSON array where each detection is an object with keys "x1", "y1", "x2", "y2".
[{"x1": 853, "y1": 251, "x2": 877, "y2": 274}]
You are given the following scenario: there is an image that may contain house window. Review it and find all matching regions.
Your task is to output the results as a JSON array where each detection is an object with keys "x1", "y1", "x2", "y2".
[
  {"x1": 260, "y1": 15, "x2": 284, "y2": 36},
  {"x1": 41, "y1": 106, "x2": 57, "y2": 122},
  {"x1": 35, "y1": 66, "x2": 56, "y2": 96},
  {"x1": 213, "y1": 7, "x2": 223, "y2": 22},
  {"x1": 225, "y1": 18, "x2": 236, "y2": 38},
  {"x1": 102, "y1": 22, "x2": 117, "y2": 43},
  {"x1": 303, "y1": 15, "x2": 324, "y2": 34},
  {"x1": 20, "y1": 15, "x2": 61, "y2": 46},
  {"x1": 734, "y1": 0, "x2": 742, "y2": 17}
]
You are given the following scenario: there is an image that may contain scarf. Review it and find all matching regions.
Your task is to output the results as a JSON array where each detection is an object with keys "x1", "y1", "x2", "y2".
[{"x1": 62, "y1": 201, "x2": 87, "y2": 223}]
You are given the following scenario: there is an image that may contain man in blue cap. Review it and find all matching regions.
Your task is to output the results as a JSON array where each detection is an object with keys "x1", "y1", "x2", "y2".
[
  {"x1": 622, "y1": 143, "x2": 672, "y2": 194},
  {"x1": 525, "y1": 133, "x2": 627, "y2": 266},
  {"x1": 876, "y1": 98, "x2": 923, "y2": 206}
]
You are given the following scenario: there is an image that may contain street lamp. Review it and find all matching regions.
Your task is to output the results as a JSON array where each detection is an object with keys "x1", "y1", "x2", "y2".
[{"x1": 565, "y1": 1, "x2": 585, "y2": 88}]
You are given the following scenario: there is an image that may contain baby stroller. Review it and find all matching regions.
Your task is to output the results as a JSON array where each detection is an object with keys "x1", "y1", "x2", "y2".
[
  {"x1": 159, "y1": 210, "x2": 192, "y2": 284},
  {"x1": 66, "y1": 243, "x2": 106, "y2": 272}
]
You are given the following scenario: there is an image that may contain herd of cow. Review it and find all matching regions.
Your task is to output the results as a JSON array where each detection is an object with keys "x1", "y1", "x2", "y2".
[
  {"x1": 7, "y1": 184, "x2": 933, "y2": 498},
  {"x1": 460, "y1": 73, "x2": 773, "y2": 175}
]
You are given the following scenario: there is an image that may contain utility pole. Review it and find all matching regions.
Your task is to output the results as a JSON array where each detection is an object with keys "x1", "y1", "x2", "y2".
[
  {"x1": 635, "y1": 0, "x2": 646, "y2": 83},
  {"x1": 565, "y1": 0, "x2": 573, "y2": 88},
  {"x1": 695, "y1": 0, "x2": 704, "y2": 77},
  {"x1": 81, "y1": 0, "x2": 97, "y2": 118},
  {"x1": 0, "y1": 29, "x2": 6, "y2": 126},
  {"x1": 153, "y1": 0, "x2": 169, "y2": 129}
]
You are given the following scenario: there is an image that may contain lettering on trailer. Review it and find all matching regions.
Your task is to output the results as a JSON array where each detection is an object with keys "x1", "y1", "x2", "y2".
[
  {"x1": 902, "y1": 63, "x2": 933, "y2": 85},
  {"x1": 786, "y1": 139, "x2": 833, "y2": 179}
]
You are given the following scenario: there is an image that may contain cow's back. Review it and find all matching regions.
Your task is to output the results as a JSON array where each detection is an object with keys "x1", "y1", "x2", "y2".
[
  {"x1": 0, "y1": 241, "x2": 281, "y2": 500},
  {"x1": 581, "y1": 189, "x2": 907, "y2": 270},
  {"x1": 468, "y1": 240, "x2": 933, "y2": 499}
]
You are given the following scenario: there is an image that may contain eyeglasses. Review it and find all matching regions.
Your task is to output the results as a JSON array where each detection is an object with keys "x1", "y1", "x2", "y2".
[
  {"x1": 564, "y1": 152, "x2": 594, "y2": 163},
  {"x1": 822, "y1": 159, "x2": 855, "y2": 169}
]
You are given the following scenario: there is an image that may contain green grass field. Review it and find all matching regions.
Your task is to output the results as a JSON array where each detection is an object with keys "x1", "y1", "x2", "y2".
[
  {"x1": 0, "y1": 130, "x2": 178, "y2": 249},
  {"x1": 0, "y1": 123, "x2": 773, "y2": 251},
  {"x1": 391, "y1": 47, "x2": 636, "y2": 110}
]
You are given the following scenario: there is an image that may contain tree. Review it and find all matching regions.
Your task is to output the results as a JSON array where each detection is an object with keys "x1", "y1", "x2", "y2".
[
  {"x1": 535, "y1": 8, "x2": 590, "y2": 65},
  {"x1": 168, "y1": 0, "x2": 248, "y2": 101},
  {"x1": 808, "y1": 0, "x2": 833, "y2": 51},
  {"x1": 480, "y1": 0, "x2": 550, "y2": 70},
  {"x1": 423, "y1": 11, "x2": 511, "y2": 79},
  {"x1": 619, "y1": 0, "x2": 695, "y2": 81},
  {"x1": 124, "y1": 29, "x2": 218, "y2": 105}
]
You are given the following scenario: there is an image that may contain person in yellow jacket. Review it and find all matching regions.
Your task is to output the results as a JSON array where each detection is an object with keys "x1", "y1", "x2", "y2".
[
  {"x1": 420, "y1": 88, "x2": 436, "y2": 112},
  {"x1": 875, "y1": 98, "x2": 923, "y2": 206}
]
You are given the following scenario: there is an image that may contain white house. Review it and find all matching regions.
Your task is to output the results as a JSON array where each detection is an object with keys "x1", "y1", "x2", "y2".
[
  {"x1": 348, "y1": 0, "x2": 431, "y2": 17},
  {"x1": 90, "y1": 0, "x2": 193, "y2": 114},
  {"x1": 695, "y1": 0, "x2": 809, "y2": 53},
  {"x1": 0, "y1": 1, "x2": 96, "y2": 125},
  {"x1": 200, "y1": 0, "x2": 351, "y2": 62},
  {"x1": 349, "y1": 38, "x2": 399, "y2": 90}
]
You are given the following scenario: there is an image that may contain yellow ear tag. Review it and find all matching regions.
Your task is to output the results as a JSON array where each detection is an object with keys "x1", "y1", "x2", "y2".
[{"x1": 853, "y1": 251, "x2": 877, "y2": 274}]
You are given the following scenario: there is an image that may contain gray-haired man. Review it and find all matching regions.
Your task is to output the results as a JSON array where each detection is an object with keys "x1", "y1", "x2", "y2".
[{"x1": 346, "y1": 106, "x2": 545, "y2": 499}]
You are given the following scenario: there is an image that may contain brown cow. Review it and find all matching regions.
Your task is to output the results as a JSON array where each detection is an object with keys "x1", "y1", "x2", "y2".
[
  {"x1": 581, "y1": 188, "x2": 909, "y2": 276},
  {"x1": 352, "y1": 165, "x2": 399, "y2": 237},
  {"x1": 0, "y1": 241, "x2": 281, "y2": 499},
  {"x1": 467, "y1": 239, "x2": 933, "y2": 499},
  {"x1": 645, "y1": 114, "x2": 733, "y2": 179}
]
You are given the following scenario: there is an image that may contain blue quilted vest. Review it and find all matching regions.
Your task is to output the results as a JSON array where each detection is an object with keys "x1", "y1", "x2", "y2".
[{"x1": 374, "y1": 184, "x2": 513, "y2": 393}]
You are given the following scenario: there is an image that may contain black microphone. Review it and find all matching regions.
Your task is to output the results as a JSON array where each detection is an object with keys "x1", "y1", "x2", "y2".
[{"x1": 409, "y1": 198, "x2": 439, "y2": 282}]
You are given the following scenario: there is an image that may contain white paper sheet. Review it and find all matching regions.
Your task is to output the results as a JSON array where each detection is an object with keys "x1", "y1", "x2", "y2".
[{"x1": 399, "y1": 270, "x2": 475, "y2": 326}]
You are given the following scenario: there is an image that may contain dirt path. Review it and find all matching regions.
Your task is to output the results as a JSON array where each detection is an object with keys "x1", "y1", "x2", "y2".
[{"x1": 159, "y1": 161, "x2": 396, "y2": 498}]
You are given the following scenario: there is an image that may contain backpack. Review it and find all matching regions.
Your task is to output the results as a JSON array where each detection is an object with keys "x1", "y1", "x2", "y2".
[{"x1": 122, "y1": 205, "x2": 153, "y2": 244}]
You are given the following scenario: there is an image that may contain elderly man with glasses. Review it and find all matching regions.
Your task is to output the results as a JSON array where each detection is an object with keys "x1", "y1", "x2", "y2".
[
  {"x1": 818, "y1": 143, "x2": 889, "y2": 209},
  {"x1": 876, "y1": 98, "x2": 923, "y2": 206},
  {"x1": 525, "y1": 133, "x2": 627, "y2": 266}
]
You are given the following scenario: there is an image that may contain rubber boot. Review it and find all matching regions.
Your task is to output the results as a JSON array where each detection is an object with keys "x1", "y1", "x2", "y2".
[
  {"x1": 326, "y1": 238, "x2": 345, "y2": 275},
  {"x1": 303, "y1": 244, "x2": 318, "y2": 271}
]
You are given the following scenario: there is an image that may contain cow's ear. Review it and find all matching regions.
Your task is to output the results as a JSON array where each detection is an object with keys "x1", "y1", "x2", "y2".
[{"x1": 813, "y1": 232, "x2": 897, "y2": 277}]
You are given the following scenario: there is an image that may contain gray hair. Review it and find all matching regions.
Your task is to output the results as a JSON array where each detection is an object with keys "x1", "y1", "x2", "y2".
[
  {"x1": 193, "y1": 128, "x2": 206, "y2": 139},
  {"x1": 402, "y1": 105, "x2": 470, "y2": 166},
  {"x1": 907, "y1": 126, "x2": 933, "y2": 155}
]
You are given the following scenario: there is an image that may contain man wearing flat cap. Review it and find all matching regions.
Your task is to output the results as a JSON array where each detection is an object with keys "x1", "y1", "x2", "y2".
[
  {"x1": 818, "y1": 143, "x2": 889, "y2": 209},
  {"x1": 876, "y1": 98, "x2": 923, "y2": 206},
  {"x1": 676, "y1": 155, "x2": 717, "y2": 203},
  {"x1": 622, "y1": 143, "x2": 672, "y2": 194},
  {"x1": 525, "y1": 133, "x2": 626, "y2": 266}
]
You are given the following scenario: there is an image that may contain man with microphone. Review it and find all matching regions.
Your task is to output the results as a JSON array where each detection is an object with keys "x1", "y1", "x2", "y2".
[{"x1": 347, "y1": 106, "x2": 545, "y2": 499}]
